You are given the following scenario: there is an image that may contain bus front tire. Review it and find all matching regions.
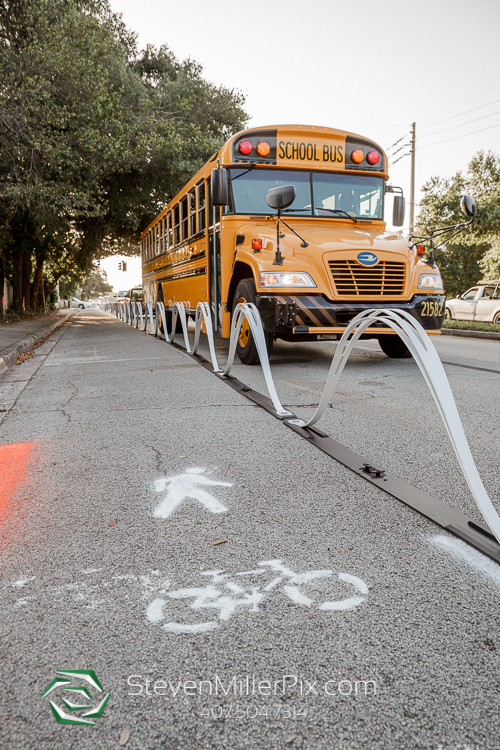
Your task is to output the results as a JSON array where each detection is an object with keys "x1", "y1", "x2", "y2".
[
  {"x1": 377, "y1": 334, "x2": 412, "y2": 359},
  {"x1": 232, "y1": 279, "x2": 273, "y2": 365}
]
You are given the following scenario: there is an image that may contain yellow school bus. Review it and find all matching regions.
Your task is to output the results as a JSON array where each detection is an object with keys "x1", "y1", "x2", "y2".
[{"x1": 141, "y1": 125, "x2": 445, "y2": 363}]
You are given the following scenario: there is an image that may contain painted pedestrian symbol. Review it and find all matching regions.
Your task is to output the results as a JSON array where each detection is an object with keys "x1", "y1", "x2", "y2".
[{"x1": 153, "y1": 468, "x2": 232, "y2": 519}]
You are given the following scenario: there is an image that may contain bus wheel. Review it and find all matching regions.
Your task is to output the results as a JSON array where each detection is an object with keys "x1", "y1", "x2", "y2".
[
  {"x1": 232, "y1": 279, "x2": 273, "y2": 365},
  {"x1": 377, "y1": 334, "x2": 412, "y2": 359}
]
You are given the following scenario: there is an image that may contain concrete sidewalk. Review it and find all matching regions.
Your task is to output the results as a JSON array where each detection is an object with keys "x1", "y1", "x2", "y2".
[{"x1": 0, "y1": 309, "x2": 76, "y2": 375}]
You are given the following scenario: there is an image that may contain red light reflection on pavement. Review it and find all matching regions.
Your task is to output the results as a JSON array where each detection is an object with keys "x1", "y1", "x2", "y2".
[{"x1": 0, "y1": 442, "x2": 36, "y2": 523}]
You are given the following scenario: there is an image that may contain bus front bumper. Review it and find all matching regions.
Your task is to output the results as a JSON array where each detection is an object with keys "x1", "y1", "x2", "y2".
[{"x1": 255, "y1": 294, "x2": 446, "y2": 338}]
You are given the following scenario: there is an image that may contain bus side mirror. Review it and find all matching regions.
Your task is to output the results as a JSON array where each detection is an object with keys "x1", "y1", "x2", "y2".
[
  {"x1": 393, "y1": 195, "x2": 405, "y2": 227},
  {"x1": 211, "y1": 168, "x2": 228, "y2": 206},
  {"x1": 460, "y1": 195, "x2": 477, "y2": 218}
]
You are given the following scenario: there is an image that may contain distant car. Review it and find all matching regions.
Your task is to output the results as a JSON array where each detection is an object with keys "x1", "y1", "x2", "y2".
[
  {"x1": 127, "y1": 286, "x2": 143, "y2": 302},
  {"x1": 116, "y1": 290, "x2": 128, "y2": 305},
  {"x1": 71, "y1": 298, "x2": 91, "y2": 309},
  {"x1": 445, "y1": 281, "x2": 500, "y2": 323}
]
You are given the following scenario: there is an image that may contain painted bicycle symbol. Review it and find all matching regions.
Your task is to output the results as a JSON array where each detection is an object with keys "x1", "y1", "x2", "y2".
[{"x1": 145, "y1": 559, "x2": 369, "y2": 634}]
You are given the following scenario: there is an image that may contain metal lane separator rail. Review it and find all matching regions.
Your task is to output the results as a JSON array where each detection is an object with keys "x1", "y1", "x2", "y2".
[{"x1": 110, "y1": 300, "x2": 500, "y2": 564}]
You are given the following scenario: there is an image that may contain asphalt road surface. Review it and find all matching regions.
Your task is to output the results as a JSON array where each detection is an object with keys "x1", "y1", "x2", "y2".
[{"x1": 1, "y1": 309, "x2": 499, "y2": 750}]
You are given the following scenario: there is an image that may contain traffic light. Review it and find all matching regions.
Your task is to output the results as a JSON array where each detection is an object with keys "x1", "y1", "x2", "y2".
[
  {"x1": 122, "y1": 262, "x2": 127, "y2": 272},
  {"x1": 118, "y1": 262, "x2": 122, "y2": 270}
]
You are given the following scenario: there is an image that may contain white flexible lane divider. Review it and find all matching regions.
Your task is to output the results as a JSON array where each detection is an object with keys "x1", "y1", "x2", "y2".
[
  {"x1": 287, "y1": 307, "x2": 500, "y2": 545},
  {"x1": 114, "y1": 300, "x2": 500, "y2": 546},
  {"x1": 224, "y1": 303, "x2": 292, "y2": 417}
]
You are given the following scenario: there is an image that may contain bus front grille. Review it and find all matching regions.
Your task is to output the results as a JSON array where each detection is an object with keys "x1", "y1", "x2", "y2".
[{"x1": 328, "y1": 260, "x2": 406, "y2": 297}]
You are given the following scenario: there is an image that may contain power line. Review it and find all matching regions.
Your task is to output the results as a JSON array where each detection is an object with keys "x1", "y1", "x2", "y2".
[
  {"x1": 388, "y1": 141, "x2": 411, "y2": 157},
  {"x1": 419, "y1": 97, "x2": 500, "y2": 131},
  {"x1": 418, "y1": 83, "x2": 500, "y2": 125},
  {"x1": 387, "y1": 133, "x2": 409, "y2": 151},
  {"x1": 419, "y1": 109, "x2": 500, "y2": 140},
  {"x1": 417, "y1": 121, "x2": 500, "y2": 151},
  {"x1": 391, "y1": 152, "x2": 411, "y2": 165}
]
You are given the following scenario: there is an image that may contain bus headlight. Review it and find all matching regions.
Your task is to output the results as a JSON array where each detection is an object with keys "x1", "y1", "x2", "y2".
[
  {"x1": 259, "y1": 272, "x2": 316, "y2": 287},
  {"x1": 418, "y1": 274, "x2": 443, "y2": 290}
]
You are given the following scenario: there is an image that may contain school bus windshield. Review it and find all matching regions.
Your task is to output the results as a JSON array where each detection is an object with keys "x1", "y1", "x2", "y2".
[{"x1": 228, "y1": 169, "x2": 384, "y2": 219}]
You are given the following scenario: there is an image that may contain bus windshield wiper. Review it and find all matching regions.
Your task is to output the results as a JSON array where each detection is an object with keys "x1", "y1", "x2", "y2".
[{"x1": 314, "y1": 207, "x2": 358, "y2": 223}]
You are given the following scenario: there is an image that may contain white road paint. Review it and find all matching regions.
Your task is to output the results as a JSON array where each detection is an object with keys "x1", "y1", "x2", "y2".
[
  {"x1": 429, "y1": 534, "x2": 500, "y2": 588},
  {"x1": 153, "y1": 468, "x2": 232, "y2": 519},
  {"x1": 11, "y1": 577, "x2": 35, "y2": 588},
  {"x1": 145, "y1": 559, "x2": 369, "y2": 634},
  {"x1": 8, "y1": 569, "x2": 167, "y2": 610}
]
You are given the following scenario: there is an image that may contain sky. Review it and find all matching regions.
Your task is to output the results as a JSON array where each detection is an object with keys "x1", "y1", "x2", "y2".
[{"x1": 103, "y1": 0, "x2": 500, "y2": 290}]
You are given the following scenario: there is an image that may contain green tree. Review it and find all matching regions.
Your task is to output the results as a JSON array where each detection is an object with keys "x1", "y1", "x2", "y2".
[
  {"x1": 416, "y1": 151, "x2": 500, "y2": 297},
  {"x1": 0, "y1": 0, "x2": 247, "y2": 312}
]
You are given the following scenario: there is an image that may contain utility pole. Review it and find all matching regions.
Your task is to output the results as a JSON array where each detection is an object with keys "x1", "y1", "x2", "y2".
[{"x1": 409, "y1": 122, "x2": 416, "y2": 236}]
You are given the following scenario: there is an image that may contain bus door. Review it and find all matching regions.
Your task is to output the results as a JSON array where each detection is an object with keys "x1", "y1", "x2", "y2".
[{"x1": 208, "y1": 180, "x2": 222, "y2": 335}]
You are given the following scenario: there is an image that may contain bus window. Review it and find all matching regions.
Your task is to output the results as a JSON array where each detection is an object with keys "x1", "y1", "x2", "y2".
[
  {"x1": 167, "y1": 211, "x2": 172, "y2": 250},
  {"x1": 188, "y1": 189, "x2": 196, "y2": 237},
  {"x1": 173, "y1": 205, "x2": 180, "y2": 246},
  {"x1": 181, "y1": 196, "x2": 188, "y2": 241},
  {"x1": 312, "y1": 173, "x2": 383, "y2": 219},
  {"x1": 229, "y1": 168, "x2": 310, "y2": 215},
  {"x1": 160, "y1": 216, "x2": 166, "y2": 254},
  {"x1": 197, "y1": 181, "x2": 206, "y2": 232}
]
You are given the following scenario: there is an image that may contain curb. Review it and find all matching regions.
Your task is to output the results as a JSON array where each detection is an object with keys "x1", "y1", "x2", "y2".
[
  {"x1": 0, "y1": 310, "x2": 77, "y2": 376},
  {"x1": 441, "y1": 328, "x2": 500, "y2": 342}
]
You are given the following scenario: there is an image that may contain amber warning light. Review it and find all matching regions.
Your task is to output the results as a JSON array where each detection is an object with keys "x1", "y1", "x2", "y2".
[
  {"x1": 256, "y1": 141, "x2": 271, "y2": 157},
  {"x1": 351, "y1": 149, "x2": 364, "y2": 164}
]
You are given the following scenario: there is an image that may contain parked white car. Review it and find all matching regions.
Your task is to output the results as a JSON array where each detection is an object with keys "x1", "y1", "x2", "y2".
[
  {"x1": 71, "y1": 298, "x2": 91, "y2": 309},
  {"x1": 445, "y1": 280, "x2": 500, "y2": 323}
]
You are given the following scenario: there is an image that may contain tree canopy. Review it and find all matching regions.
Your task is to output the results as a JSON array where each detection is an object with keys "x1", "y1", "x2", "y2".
[
  {"x1": 416, "y1": 151, "x2": 500, "y2": 297},
  {"x1": 0, "y1": 0, "x2": 247, "y2": 312}
]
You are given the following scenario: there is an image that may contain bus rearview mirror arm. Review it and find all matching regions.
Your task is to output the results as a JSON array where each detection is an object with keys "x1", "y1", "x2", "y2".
[
  {"x1": 265, "y1": 185, "x2": 297, "y2": 266},
  {"x1": 409, "y1": 195, "x2": 477, "y2": 268}
]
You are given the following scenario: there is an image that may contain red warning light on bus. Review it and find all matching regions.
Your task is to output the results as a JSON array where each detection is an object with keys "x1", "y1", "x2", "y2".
[
  {"x1": 366, "y1": 150, "x2": 380, "y2": 165},
  {"x1": 238, "y1": 140, "x2": 253, "y2": 156}
]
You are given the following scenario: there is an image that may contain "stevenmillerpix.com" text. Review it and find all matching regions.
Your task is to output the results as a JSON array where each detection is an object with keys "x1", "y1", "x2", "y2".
[{"x1": 127, "y1": 674, "x2": 377, "y2": 698}]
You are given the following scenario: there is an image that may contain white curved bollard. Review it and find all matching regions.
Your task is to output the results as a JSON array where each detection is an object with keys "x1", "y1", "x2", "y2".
[
  {"x1": 146, "y1": 301, "x2": 157, "y2": 335},
  {"x1": 224, "y1": 303, "x2": 292, "y2": 418},
  {"x1": 290, "y1": 308, "x2": 500, "y2": 544}
]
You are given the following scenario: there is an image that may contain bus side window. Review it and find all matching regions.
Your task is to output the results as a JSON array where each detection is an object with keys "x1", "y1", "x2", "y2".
[
  {"x1": 155, "y1": 224, "x2": 159, "y2": 255},
  {"x1": 188, "y1": 189, "x2": 196, "y2": 237},
  {"x1": 197, "y1": 181, "x2": 206, "y2": 232},
  {"x1": 167, "y1": 211, "x2": 172, "y2": 251},
  {"x1": 161, "y1": 216, "x2": 166, "y2": 254},
  {"x1": 173, "y1": 205, "x2": 180, "y2": 246},
  {"x1": 181, "y1": 196, "x2": 188, "y2": 241}
]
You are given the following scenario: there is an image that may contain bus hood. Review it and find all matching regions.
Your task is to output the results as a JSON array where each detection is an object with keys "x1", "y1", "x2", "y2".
[{"x1": 245, "y1": 220, "x2": 408, "y2": 256}]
